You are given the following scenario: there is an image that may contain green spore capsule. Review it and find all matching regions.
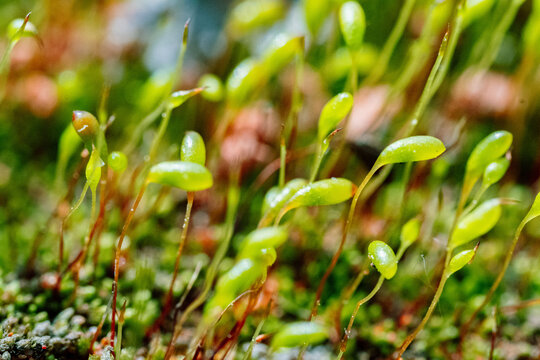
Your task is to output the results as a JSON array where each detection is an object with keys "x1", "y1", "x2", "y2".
[
  {"x1": 424, "y1": 0, "x2": 453, "y2": 36},
  {"x1": 168, "y1": 87, "x2": 203, "y2": 109},
  {"x1": 262, "y1": 34, "x2": 303, "y2": 76},
  {"x1": 524, "y1": 4, "x2": 540, "y2": 59},
  {"x1": 282, "y1": 178, "x2": 355, "y2": 214},
  {"x1": 197, "y1": 74, "x2": 224, "y2": 102},
  {"x1": 463, "y1": 0, "x2": 495, "y2": 26},
  {"x1": 260, "y1": 178, "x2": 308, "y2": 225},
  {"x1": 318, "y1": 92, "x2": 354, "y2": 143},
  {"x1": 148, "y1": 161, "x2": 213, "y2": 192},
  {"x1": 523, "y1": 192, "x2": 540, "y2": 225},
  {"x1": 447, "y1": 249, "x2": 476, "y2": 277},
  {"x1": 400, "y1": 218, "x2": 421, "y2": 250},
  {"x1": 137, "y1": 68, "x2": 172, "y2": 110},
  {"x1": 108, "y1": 151, "x2": 128, "y2": 173},
  {"x1": 368, "y1": 241, "x2": 398, "y2": 279},
  {"x1": 375, "y1": 136, "x2": 446, "y2": 167},
  {"x1": 482, "y1": 157, "x2": 510, "y2": 188},
  {"x1": 322, "y1": 46, "x2": 378, "y2": 83},
  {"x1": 228, "y1": 0, "x2": 285, "y2": 35},
  {"x1": 466, "y1": 131, "x2": 513, "y2": 177},
  {"x1": 262, "y1": 186, "x2": 281, "y2": 215},
  {"x1": 450, "y1": 199, "x2": 502, "y2": 249},
  {"x1": 339, "y1": 1, "x2": 366, "y2": 51},
  {"x1": 241, "y1": 247, "x2": 277, "y2": 266},
  {"x1": 7, "y1": 17, "x2": 38, "y2": 42},
  {"x1": 303, "y1": 0, "x2": 332, "y2": 35},
  {"x1": 215, "y1": 258, "x2": 267, "y2": 296},
  {"x1": 238, "y1": 227, "x2": 288, "y2": 258},
  {"x1": 271, "y1": 322, "x2": 329, "y2": 349},
  {"x1": 56, "y1": 124, "x2": 82, "y2": 183},
  {"x1": 72, "y1": 110, "x2": 100, "y2": 144},
  {"x1": 226, "y1": 58, "x2": 264, "y2": 106},
  {"x1": 181, "y1": 131, "x2": 206, "y2": 166}
]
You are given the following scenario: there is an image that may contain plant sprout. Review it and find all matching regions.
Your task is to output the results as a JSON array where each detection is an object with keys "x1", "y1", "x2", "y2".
[
  {"x1": 226, "y1": 58, "x2": 265, "y2": 107},
  {"x1": 262, "y1": 34, "x2": 303, "y2": 77},
  {"x1": 339, "y1": 1, "x2": 365, "y2": 91},
  {"x1": 6, "y1": 1, "x2": 539, "y2": 358},
  {"x1": 271, "y1": 322, "x2": 329, "y2": 350},
  {"x1": 237, "y1": 226, "x2": 288, "y2": 259},
  {"x1": 395, "y1": 130, "x2": 512, "y2": 358},
  {"x1": 310, "y1": 92, "x2": 353, "y2": 181},
  {"x1": 55, "y1": 123, "x2": 82, "y2": 190},
  {"x1": 197, "y1": 74, "x2": 224, "y2": 102},
  {"x1": 337, "y1": 218, "x2": 420, "y2": 359},
  {"x1": 460, "y1": 130, "x2": 513, "y2": 209},
  {"x1": 449, "y1": 198, "x2": 502, "y2": 249},
  {"x1": 149, "y1": 132, "x2": 210, "y2": 332},
  {"x1": 108, "y1": 151, "x2": 128, "y2": 174},
  {"x1": 110, "y1": 132, "x2": 213, "y2": 348},
  {"x1": 395, "y1": 245, "x2": 478, "y2": 358},
  {"x1": 310, "y1": 136, "x2": 445, "y2": 319},
  {"x1": 0, "y1": 14, "x2": 39, "y2": 99},
  {"x1": 56, "y1": 110, "x2": 106, "y2": 292},
  {"x1": 303, "y1": 0, "x2": 332, "y2": 36},
  {"x1": 205, "y1": 248, "x2": 276, "y2": 316},
  {"x1": 460, "y1": 192, "x2": 540, "y2": 343},
  {"x1": 275, "y1": 177, "x2": 356, "y2": 225},
  {"x1": 259, "y1": 179, "x2": 308, "y2": 227},
  {"x1": 460, "y1": 157, "x2": 510, "y2": 215},
  {"x1": 227, "y1": 0, "x2": 285, "y2": 36}
]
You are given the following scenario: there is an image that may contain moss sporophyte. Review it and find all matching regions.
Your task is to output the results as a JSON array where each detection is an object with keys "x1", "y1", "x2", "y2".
[{"x1": 2, "y1": 1, "x2": 538, "y2": 359}]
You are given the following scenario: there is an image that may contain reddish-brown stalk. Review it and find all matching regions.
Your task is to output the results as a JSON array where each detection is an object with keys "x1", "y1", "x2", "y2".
[
  {"x1": 211, "y1": 291, "x2": 258, "y2": 359},
  {"x1": 146, "y1": 192, "x2": 195, "y2": 337},
  {"x1": 111, "y1": 181, "x2": 148, "y2": 349}
]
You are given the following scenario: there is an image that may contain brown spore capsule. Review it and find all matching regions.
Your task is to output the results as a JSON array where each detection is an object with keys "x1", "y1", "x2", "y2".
[{"x1": 72, "y1": 110, "x2": 99, "y2": 144}]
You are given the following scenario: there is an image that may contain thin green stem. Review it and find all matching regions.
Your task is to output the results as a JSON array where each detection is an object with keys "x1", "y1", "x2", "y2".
[
  {"x1": 337, "y1": 275, "x2": 385, "y2": 359},
  {"x1": 0, "y1": 12, "x2": 29, "y2": 101},
  {"x1": 309, "y1": 145, "x2": 324, "y2": 183},
  {"x1": 148, "y1": 105, "x2": 173, "y2": 165},
  {"x1": 407, "y1": 30, "x2": 448, "y2": 130},
  {"x1": 340, "y1": 270, "x2": 368, "y2": 309},
  {"x1": 351, "y1": 14, "x2": 457, "y2": 203},
  {"x1": 56, "y1": 181, "x2": 90, "y2": 291},
  {"x1": 124, "y1": 101, "x2": 166, "y2": 155},
  {"x1": 115, "y1": 300, "x2": 127, "y2": 357},
  {"x1": 478, "y1": 0, "x2": 524, "y2": 69},
  {"x1": 279, "y1": 138, "x2": 286, "y2": 188},
  {"x1": 428, "y1": 7, "x2": 463, "y2": 97},
  {"x1": 461, "y1": 184, "x2": 488, "y2": 218},
  {"x1": 365, "y1": 0, "x2": 417, "y2": 85},
  {"x1": 124, "y1": 21, "x2": 188, "y2": 154}
]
